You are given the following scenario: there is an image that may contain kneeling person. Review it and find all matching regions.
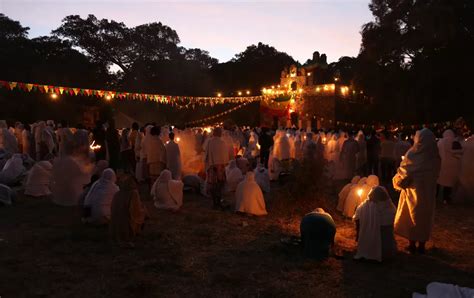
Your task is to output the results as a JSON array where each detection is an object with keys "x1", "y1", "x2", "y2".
[{"x1": 300, "y1": 208, "x2": 336, "y2": 260}]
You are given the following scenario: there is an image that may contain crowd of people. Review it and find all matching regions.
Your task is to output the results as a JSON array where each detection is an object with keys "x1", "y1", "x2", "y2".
[{"x1": 0, "y1": 118, "x2": 473, "y2": 257}]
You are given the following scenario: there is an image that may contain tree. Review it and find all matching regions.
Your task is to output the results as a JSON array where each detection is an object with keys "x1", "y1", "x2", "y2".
[
  {"x1": 53, "y1": 15, "x2": 182, "y2": 74},
  {"x1": 0, "y1": 13, "x2": 29, "y2": 40}
]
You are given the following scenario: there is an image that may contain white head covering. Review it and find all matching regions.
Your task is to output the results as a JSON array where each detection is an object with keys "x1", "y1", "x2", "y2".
[
  {"x1": 84, "y1": 168, "x2": 119, "y2": 220},
  {"x1": 235, "y1": 172, "x2": 267, "y2": 216},
  {"x1": 152, "y1": 169, "x2": 184, "y2": 211},
  {"x1": 25, "y1": 160, "x2": 53, "y2": 197},
  {"x1": 399, "y1": 128, "x2": 440, "y2": 177}
]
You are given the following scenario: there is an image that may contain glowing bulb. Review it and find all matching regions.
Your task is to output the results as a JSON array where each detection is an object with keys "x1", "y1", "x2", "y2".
[
  {"x1": 272, "y1": 86, "x2": 275, "y2": 89},
  {"x1": 324, "y1": 85, "x2": 329, "y2": 91},
  {"x1": 217, "y1": 93, "x2": 222, "y2": 97},
  {"x1": 238, "y1": 91, "x2": 242, "y2": 96},
  {"x1": 401, "y1": 156, "x2": 405, "y2": 160},
  {"x1": 307, "y1": 72, "x2": 311, "y2": 76},
  {"x1": 290, "y1": 99, "x2": 295, "y2": 104},
  {"x1": 105, "y1": 95, "x2": 112, "y2": 101},
  {"x1": 357, "y1": 188, "x2": 363, "y2": 198},
  {"x1": 176, "y1": 137, "x2": 180, "y2": 142},
  {"x1": 277, "y1": 85, "x2": 280, "y2": 88},
  {"x1": 316, "y1": 87, "x2": 321, "y2": 92},
  {"x1": 50, "y1": 93, "x2": 58, "y2": 99},
  {"x1": 298, "y1": 88, "x2": 303, "y2": 93},
  {"x1": 323, "y1": 137, "x2": 327, "y2": 144},
  {"x1": 334, "y1": 77, "x2": 339, "y2": 82},
  {"x1": 246, "y1": 90, "x2": 250, "y2": 95}
]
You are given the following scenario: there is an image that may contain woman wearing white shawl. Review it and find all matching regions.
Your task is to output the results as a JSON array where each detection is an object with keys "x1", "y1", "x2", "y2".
[
  {"x1": 273, "y1": 131, "x2": 291, "y2": 161},
  {"x1": 225, "y1": 160, "x2": 244, "y2": 193},
  {"x1": 268, "y1": 146, "x2": 281, "y2": 181},
  {"x1": 254, "y1": 164, "x2": 270, "y2": 193},
  {"x1": 337, "y1": 175, "x2": 361, "y2": 212},
  {"x1": 353, "y1": 186, "x2": 397, "y2": 262},
  {"x1": 51, "y1": 156, "x2": 91, "y2": 206},
  {"x1": 35, "y1": 121, "x2": 55, "y2": 160},
  {"x1": 152, "y1": 169, "x2": 184, "y2": 211},
  {"x1": 136, "y1": 126, "x2": 152, "y2": 182},
  {"x1": 0, "y1": 154, "x2": 25, "y2": 185},
  {"x1": 25, "y1": 161, "x2": 53, "y2": 197},
  {"x1": 83, "y1": 168, "x2": 119, "y2": 223},
  {"x1": 235, "y1": 172, "x2": 267, "y2": 216},
  {"x1": 393, "y1": 128, "x2": 440, "y2": 254},
  {"x1": 437, "y1": 129, "x2": 463, "y2": 203},
  {"x1": 0, "y1": 120, "x2": 18, "y2": 154},
  {"x1": 293, "y1": 133, "x2": 303, "y2": 161},
  {"x1": 57, "y1": 126, "x2": 74, "y2": 157}
]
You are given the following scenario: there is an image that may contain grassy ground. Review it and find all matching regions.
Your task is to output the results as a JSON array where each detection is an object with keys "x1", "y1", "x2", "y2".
[{"x1": 0, "y1": 182, "x2": 473, "y2": 298}]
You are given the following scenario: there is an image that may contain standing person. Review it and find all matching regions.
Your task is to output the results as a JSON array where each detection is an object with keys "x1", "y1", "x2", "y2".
[
  {"x1": 105, "y1": 120, "x2": 121, "y2": 171},
  {"x1": 380, "y1": 132, "x2": 396, "y2": 183},
  {"x1": 366, "y1": 131, "x2": 381, "y2": 176},
  {"x1": 437, "y1": 129, "x2": 463, "y2": 204},
  {"x1": 355, "y1": 131, "x2": 367, "y2": 175},
  {"x1": 393, "y1": 128, "x2": 441, "y2": 254},
  {"x1": 258, "y1": 127, "x2": 273, "y2": 168},
  {"x1": 21, "y1": 123, "x2": 34, "y2": 157},
  {"x1": 339, "y1": 131, "x2": 360, "y2": 182},
  {"x1": 146, "y1": 126, "x2": 167, "y2": 185},
  {"x1": 120, "y1": 127, "x2": 134, "y2": 174},
  {"x1": 128, "y1": 122, "x2": 140, "y2": 173},
  {"x1": 93, "y1": 121, "x2": 106, "y2": 161},
  {"x1": 205, "y1": 127, "x2": 230, "y2": 209},
  {"x1": 57, "y1": 120, "x2": 74, "y2": 157},
  {"x1": 165, "y1": 132, "x2": 182, "y2": 180}
]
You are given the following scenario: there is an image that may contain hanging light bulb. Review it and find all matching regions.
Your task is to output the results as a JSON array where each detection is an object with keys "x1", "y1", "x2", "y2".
[{"x1": 50, "y1": 93, "x2": 58, "y2": 100}]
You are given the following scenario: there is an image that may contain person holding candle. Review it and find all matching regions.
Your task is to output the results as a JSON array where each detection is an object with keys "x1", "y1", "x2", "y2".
[{"x1": 393, "y1": 128, "x2": 441, "y2": 254}]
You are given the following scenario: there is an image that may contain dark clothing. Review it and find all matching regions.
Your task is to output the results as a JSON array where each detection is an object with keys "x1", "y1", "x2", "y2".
[
  {"x1": 258, "y1": 133, "x2": 274, "y2": 168},
  {"x1": 300, "y1": 212, "x2": 336, "y2": 260},
  {"x1": 106, "y1": 129, "x2": 121, "y2": 171},
  {"x1": 366, "y1": 135, "x2": 381, "y2": 175}
]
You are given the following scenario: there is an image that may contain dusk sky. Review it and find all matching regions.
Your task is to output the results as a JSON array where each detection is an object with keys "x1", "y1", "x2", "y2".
[{"x1": 1, "y1": 0, "x2": 373, "y2": 63}]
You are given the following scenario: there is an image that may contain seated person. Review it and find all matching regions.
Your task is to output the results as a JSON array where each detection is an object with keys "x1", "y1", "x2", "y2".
[
  {"x1": 110, "y1": 175, "x2": 147, "y2": 247},
  {"x1": 254, "y1": 163, "x2": 270, "y2": 193},
  {"x1": 83, "y1": 168, "x2": 119, "y2": 224},
  {"x1": 225, "y1": 160, "x2": 244, "y2": 193},
  {"x1": 0, "y1": 184, "x2": 16, "y2": 206},
  {"x1": 151, "y1": 169, "x2": 184, "y2": 211},
  {"x1": 235, "y1": 172, "x2": 267, "y2": 216},
  {"x1": 343, "y1": 177, "x2": 373, "y2": 218},
  {"x1": 337, "y1": 175, "x2": 361, "y2": 212},
  {"x1": 353, "y1": 186, "x2": 397, "y2": 262},
  {"x1": 0, "y1": 154, "x2": 25, "y2": 186},
  {"x1": 300, "y1": 208, "x2": 336, "y2": 260},
  {"x1": 24, "y1": 161, "x2": 53, "y2": 197}
]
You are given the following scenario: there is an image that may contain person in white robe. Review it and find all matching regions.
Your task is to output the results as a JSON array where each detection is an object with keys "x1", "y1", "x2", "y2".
[
  {"x1": 454, "y1": 136, "x2": 474, "y2": 202},
  {"x1": 0, "y1": 183, "x2": 16, "y2": 206},
  {"x1": 165, "y1": 132, "x2": 182, "y2": 180},
  {"x1": 393, "y1": 128, "x2": 440, "y2": 254},
  {"x1": 24, "y1": 160, "x2": 53, "y2": 197},
  {"x1": 21, "y1": 124, "x2": 33, "y2": 157},
  {"x1": 337, "y1": 175, "x2": 360, "y2": 212},
  {"x1": 0, "y1": 120, "x2": 19, "y2": 154},
  {"x1": 273, "y1": 131, "x2": 291, "y2": 161},
  {"x1": 437, "y1": 129, "x2": 463, "y2": 203},
  {"x1": 343, "y1": 177, "x2": 369, "y2": 218},
  {"x1": 152, "y1": 169, "x2": 184, "y2": 211},
  {"x1": 353, "y1": 186, "x2": 397, "y2": 262},
  {"x1": 413, "y1": 282, "x2": 474, "y2": 298},
  {"x1": 268, "y1": 146, "x2": 281, "y2": 181},
  {"x1": 254, "y1": 163, "x2": 270, "y2": 193},
  {"x1": 0, "y1": 154, "x2": 25, "y2": 185},
  {"x1": 57, "y1": 124, "x2": 74, "y2": 157},
  {"x1": 83, "y1": 168, "x2": 119, "y2": 223},
  {"x1": 146, "y1": 126, "x2": 167, "y2": 183},
  {"x1": 293, "y1": 133, "x2": 303, "y2": 161},
  {"x1": 51, "y1": 156, "x2": 91, "y2": 206},
  {"x1": 235, "y1": 171, "x2": 267, "y2": 216},
  {"x1": 225, "y1": 160, "x2": 244, "y2": 193}
]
